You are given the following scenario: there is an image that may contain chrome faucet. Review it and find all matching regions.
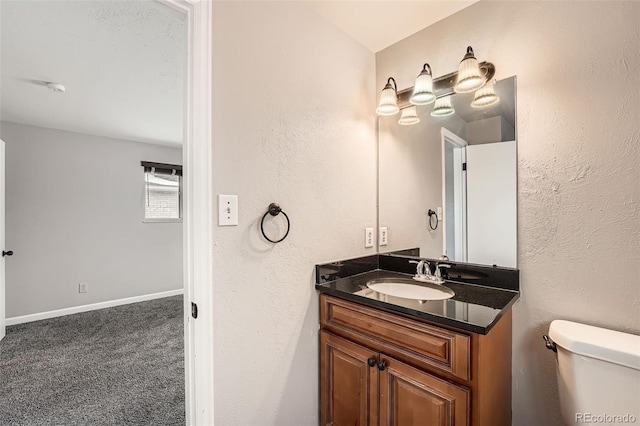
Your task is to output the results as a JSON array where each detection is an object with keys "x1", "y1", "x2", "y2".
[
  {"x1": 433, "y1": 262, "x2": 451, "y2": 284},
  {"x1": 409, "y1": 260, "x2": 432, "y2": 281}
]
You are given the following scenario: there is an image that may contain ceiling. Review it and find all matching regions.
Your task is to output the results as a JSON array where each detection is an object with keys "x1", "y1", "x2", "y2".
[
  {"x1": 0, "y1": 1, "x2": 475, "y2": 147},
  {"x1": 0, "y1": 1, "x2": 186, "y2": 146},
  {"x1": 307, "y1": 1, "x2": 477, "y2": 53}
]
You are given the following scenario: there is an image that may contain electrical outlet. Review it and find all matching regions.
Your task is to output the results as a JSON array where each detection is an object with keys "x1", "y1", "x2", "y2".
[
  {"x1": 365, "y1": 228, "x2": 374, "y2": 248},
  {"x1": 437, "y1": 207, "x2": 443, "y2": 221},
  {"x1": 78, "y1": 282, "x2": 88, "y2": 293},
  {"x1": 379, "y1": 227, "x2": 388, "y2": 246}
]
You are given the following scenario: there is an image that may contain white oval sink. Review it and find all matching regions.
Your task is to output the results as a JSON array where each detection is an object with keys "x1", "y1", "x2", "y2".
[{"x1": 366, "y1": 278, "x2": 454, "y2": 301}]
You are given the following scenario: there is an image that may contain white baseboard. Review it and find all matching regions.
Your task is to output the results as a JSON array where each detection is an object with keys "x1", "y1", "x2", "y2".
[{"x1": 6, "y1": 288, "x2": 184, "y2": 326}]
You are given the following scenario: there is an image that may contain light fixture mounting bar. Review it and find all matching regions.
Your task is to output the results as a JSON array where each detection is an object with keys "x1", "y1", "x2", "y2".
[{"x1": 397, "y1": 61, "x2": 495, "y2": 109}]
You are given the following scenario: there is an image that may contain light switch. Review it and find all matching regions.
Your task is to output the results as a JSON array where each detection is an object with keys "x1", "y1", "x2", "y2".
[{"x1": 218, "y1": 195, "x2": 238, "y2": 226}]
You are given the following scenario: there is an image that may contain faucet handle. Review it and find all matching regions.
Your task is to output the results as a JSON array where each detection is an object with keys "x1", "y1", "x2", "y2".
[
  {"x1": 434, "y1": 262, "x2": 451, "y2": 280},
  {"x1": 419, "y1": 260, "x2": 432, "y2": 277},
  {"x1": 409, "y1": 260, "x2": 430, "y2": 277}
]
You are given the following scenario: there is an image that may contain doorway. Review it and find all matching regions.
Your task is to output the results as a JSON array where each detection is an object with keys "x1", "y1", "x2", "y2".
[{"x1": 0, "y1": 1, "x2": 213, "y2": 424}]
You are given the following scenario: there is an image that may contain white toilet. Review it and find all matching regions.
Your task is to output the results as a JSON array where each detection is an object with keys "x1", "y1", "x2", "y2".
[{"x1": 546, "y1": 320, "x2": 640, "y2": 426}]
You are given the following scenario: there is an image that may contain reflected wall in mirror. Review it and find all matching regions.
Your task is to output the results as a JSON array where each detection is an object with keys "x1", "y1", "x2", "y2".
[{"x1": 378, "y1": 76, "x2": 517, "y2": 268}]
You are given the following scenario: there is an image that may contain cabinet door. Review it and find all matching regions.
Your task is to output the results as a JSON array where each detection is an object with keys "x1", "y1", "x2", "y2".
[
  {"x1": 320, "y1": 331, "x2": 378, "y2": 426},
  {"x1": 379, "y1": 355, "x2": 470, "y2": 426}
]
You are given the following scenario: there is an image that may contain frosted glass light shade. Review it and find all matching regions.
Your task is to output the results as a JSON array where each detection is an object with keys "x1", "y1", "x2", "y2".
[
  {"x1": 431, "y1": 96, "x2": 455, "y2": 117},
  {"x1": 376, "y1": 78, "x2": 399, "y2": 115},
  {"x1": 398, "y1": 106, "x2": 420, "y2": 125},
  {"x1": 471, "y1": 79, "x2": 500, "y2": 108},
  {"x1": 454, "y1": 46, "x2": 485, "y2": 93},
  {"x1": 410, "y1": 64, "x2": 436, "y2": 105}
]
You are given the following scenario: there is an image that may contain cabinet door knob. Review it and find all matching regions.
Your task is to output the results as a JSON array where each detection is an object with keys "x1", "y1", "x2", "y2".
[
  {"x1": 367, "y1": 357, "x2": 377, "y2": 367},
  {"x1": 2, "y1": 250, "x2": 13, "y2": 257},
  {"x1": 377, "y1": 360, "x2": 387, "y2": 371}
]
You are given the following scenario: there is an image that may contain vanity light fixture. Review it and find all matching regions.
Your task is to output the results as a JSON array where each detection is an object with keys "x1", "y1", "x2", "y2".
[
  {"x1": 376, "y1": 47, "x2": 495, "y2": 117},
  {"x1": 398, "y1": 106, "x2": 420, "y2": 125},
  {"x1": 454, "y1": 46, "x2": 485, "y2": 93},
  {"x1": 430, "y1": 95, "x2": 455, "y2": 117},
  {"x1": 471, "y1": 79, "x2": 500, "y2": 108},
  {"x1": 409, "y1": 63, "x2": 436, "y2": 105},
  {"x1": 376, "y1": 77, "x2": 399, "y2": 116}
]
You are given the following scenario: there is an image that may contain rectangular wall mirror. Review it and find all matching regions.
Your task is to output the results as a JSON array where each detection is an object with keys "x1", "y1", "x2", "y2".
[{"x1": 378, "y1": 76, "x2": 517, "y2": 268}]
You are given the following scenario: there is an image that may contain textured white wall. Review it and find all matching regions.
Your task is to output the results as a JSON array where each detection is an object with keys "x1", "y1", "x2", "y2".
[
  {"x1": 376, "y1": 2, "x2": 640, "y2": 424},
  {"x1": 0, "y1": 122, "x2": 183, "y2": 318},
  {"x1": 212, "y1": 2, "x2": 376, "y2": 424}
]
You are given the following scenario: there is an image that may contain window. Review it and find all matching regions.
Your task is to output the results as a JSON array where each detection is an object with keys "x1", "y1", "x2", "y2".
[{"x1": 142, "y1": 161, "x2": 182, "y2": 222}]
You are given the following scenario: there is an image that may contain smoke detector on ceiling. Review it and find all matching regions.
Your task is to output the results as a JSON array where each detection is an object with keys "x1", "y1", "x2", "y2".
[{"x1": 46, "y1": 82, "x2": 66, "y2": 93}]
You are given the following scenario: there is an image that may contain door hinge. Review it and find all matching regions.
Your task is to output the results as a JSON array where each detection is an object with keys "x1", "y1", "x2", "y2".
[
  {"x1": 462, "y1": 162, "x2": 467, "y2": 171},
  {"x1": 191, "y1": 302, "x2": 198, "y2": 319}
]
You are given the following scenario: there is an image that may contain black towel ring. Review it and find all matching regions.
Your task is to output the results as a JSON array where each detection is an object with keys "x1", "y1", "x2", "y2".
[
  {"x1": 260, "y1": 203, "x2": 290, "y2": 243},
  {"x1": 428, "y1": 209, "x2": 439, "y2": 230}
]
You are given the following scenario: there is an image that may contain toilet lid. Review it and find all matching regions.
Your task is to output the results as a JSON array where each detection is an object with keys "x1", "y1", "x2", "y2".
[{"x1": 549, "y1": 320, "x2": 640, "y2": 371}]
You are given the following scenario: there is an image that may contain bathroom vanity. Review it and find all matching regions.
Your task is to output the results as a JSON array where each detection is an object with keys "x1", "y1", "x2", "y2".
[
  {"x1": 320, "y1": 65, "x2": 521, "y2": 425},
  {"x1": 316, "y1": 254, "x2": 519, "y2": 426}
]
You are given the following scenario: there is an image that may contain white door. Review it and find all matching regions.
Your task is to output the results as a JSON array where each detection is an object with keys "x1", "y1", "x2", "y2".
[
  {"x1": 0, "y1": 139, "x2": 6, "y2": 341},
  {"x1": 466, "y1": 141, "x2": 517, "y2": 268}
]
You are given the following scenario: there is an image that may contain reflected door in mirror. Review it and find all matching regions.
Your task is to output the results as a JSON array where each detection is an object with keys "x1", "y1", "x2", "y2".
[{"x1": 465, "y1": 141, "x2": 516, "y2": 267}]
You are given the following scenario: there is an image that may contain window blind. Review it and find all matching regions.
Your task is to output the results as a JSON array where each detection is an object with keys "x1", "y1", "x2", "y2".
[{"x1": 141, "y1": 161, "x2": 183, "y2": 176}]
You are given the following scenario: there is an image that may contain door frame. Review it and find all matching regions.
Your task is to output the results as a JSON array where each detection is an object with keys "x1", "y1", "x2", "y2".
[
  {"x1": 0, "y1": 140, "x2": 4, "y2": 341},
  {"x1": 158, "y1": 1, "x2": 214, "y2": 425},
  {"x1": 441, "y1": 128, "x2": 467, "y2": 262}
]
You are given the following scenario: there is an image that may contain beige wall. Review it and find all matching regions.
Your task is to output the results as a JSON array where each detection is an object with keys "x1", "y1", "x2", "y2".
[
  {"x1": 212, "y1": 2, "x2": 376, "y2": 424},
  {"x1": 376, "y1": 2, "x2": 640, "y2": 424}
]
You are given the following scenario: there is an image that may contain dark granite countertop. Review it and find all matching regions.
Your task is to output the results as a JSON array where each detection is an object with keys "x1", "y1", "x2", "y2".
[{"x1": 315, "y1": 269, "x2": 519, "y2": 334}]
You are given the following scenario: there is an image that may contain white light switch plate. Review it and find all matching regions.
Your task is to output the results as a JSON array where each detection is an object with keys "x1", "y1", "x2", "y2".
[{"x1": 218, "y1": 195, "x2": 238, "y2": 226}]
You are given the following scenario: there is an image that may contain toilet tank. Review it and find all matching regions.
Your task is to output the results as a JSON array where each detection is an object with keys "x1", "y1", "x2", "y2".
[{"x1": 549, "y1": 320, "x2": 640, "y2": 426}]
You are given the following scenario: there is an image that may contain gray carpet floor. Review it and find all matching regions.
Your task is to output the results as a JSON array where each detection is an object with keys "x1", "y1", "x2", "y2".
[{"x1": 0, "y1": 296, "x2": 185, "y2": 426}]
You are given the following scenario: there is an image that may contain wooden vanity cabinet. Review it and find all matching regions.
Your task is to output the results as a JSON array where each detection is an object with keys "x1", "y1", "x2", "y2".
[
  {"x1": 319, "y1": 294, "x2": 512, "y2": 426},
  {"x1": 320, "y1": 331, "x2": 378, "y2": 426}
]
